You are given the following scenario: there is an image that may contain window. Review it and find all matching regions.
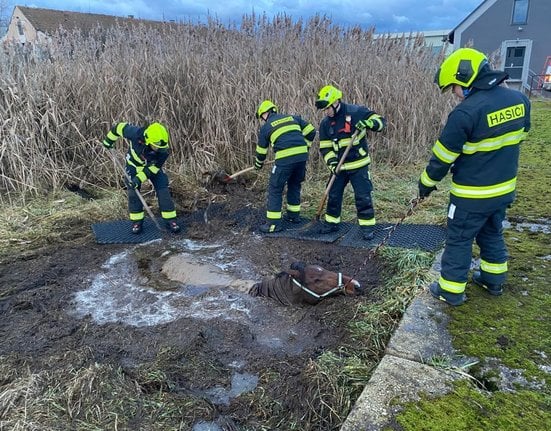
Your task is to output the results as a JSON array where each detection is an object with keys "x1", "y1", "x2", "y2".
[
  {"x1": 16, "y1": 18, "x2": 24, "y2": 36},
  {"x1": 512, "y1": 0, "x2": 529, "y2": 25},
  {"x1": 504, "y1": 46, "x2": 525, "y2": 80}
]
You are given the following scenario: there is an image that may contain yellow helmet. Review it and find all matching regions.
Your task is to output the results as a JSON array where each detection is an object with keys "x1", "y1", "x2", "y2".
[
  {"x1": 434, "y1": 48, "x2": 488, "y2": 92},
  {"x1": 315, "y1": 85, "x2": 342, "y2": 109},
  {"x1": 144, "y1": 122, "x2": 169, "y2": 148},
  {"x1": 256, "y1": 100, "x2": 278, "y2": 119}
]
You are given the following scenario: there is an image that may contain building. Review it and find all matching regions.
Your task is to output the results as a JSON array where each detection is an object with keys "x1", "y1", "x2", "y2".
[
  {"x1": 448, "y1": 0, "x2": 551, "y2": 92},
  {"x1": 2, "y1": 5, "x2": 170, "y2": 46},
  {"x1": 375, "y1": 29, "x2": 452, "y2": 56}
]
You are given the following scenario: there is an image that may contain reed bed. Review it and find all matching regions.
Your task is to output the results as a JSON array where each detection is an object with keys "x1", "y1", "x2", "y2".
[{"x1": 0, "y1": 14, "x2": 453, "y2": 202}]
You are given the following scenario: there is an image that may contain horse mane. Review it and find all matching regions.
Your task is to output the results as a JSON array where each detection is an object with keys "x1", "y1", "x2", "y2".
[{"x1": 248, "y1": 271, "x2": 300, "y2": 306}]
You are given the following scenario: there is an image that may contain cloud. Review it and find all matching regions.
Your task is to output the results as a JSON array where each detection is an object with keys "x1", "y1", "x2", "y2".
[
  {"x1": 20, "y1": 0, "x2": 481, "y2": 32},
  {"x1": 392, "y1": 15, "x2": 410, "y2": 24}
]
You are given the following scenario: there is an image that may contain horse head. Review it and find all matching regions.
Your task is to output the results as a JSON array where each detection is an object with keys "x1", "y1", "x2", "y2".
[{"x1": 249, "y1": 261, "x2": 362, "y2": 305}]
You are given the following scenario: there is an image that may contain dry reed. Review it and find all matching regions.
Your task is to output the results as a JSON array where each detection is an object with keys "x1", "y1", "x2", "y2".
[{"x1": 0, "y1": 14, "x2": 453, "y2": 202}]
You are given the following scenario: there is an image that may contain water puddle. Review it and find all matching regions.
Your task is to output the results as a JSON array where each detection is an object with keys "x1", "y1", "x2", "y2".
[
  {"x1": 504, "y1": 219, "x2": 551, "y2": 234},
  {"x1": 72, "y1": 240, "x2": 256, "y2": 327},
  {"x1": 162, "y1": 253, "x2": 256, "y2": 291},
  {"x1": 203, "y1": 372, "x2": 259, "y2": 406}
]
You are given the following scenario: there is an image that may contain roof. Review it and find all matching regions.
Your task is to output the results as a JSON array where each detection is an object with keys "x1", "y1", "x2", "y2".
[
  {"x1": 15, "y1": 6, "x2": 170, "y2": 35},
  {"x1": 448, "y1": 0, "x2": 495, "y2": 43},
  {"x1": 375, "y1": 29, "x2": 451, "y2": 38}
]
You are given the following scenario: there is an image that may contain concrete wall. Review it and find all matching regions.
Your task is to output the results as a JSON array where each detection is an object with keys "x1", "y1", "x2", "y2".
[{"x1": 375, "y1": 29, "x2": 452, "y2": 55}]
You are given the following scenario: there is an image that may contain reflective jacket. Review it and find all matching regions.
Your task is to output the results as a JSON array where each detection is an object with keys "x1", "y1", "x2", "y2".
[
  {"x1": 319, "y1": 102, "x2": 385, "y2": 171},
  {"x1": 106, "y1": 122, "x2": 169, "y2": 183},
  {"x1": 255, "y1": 112, "x2": 316, "y2": 167},
  {"x1": 420, "y1": 84, "x2": 531, "y2": 212}
]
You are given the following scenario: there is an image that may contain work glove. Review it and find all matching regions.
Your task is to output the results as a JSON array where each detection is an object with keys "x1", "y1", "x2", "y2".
[
  {"x1": 102, "y1": 137, "x2": 115, "y2": 149},
  {"x1": 254, "y1": 159, "x2": 263, "y2": 170},
  {"x1": 328, "y1": 161, "x2": 339, "y2": 175},
  {"x1": 418, "y1": 180, "x2": 437, "y2": 199},
  {"x1": 130, "y1": 176, "x2": 142, "y2": 189},
  {"x1": 355, "y1": 118, "x2": 375, "y2": 131}
]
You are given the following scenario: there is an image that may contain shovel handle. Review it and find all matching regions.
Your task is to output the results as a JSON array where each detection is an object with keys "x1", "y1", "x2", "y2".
[
  {"x1": 229, "y1": 160, "x2": 275, "y2": 180},
  {"x1": 314, "y1": 129, "x2": 365, "y2": 220},
  {"x1": 105, "y1": 148, "x2": 163, "y2": 231}
]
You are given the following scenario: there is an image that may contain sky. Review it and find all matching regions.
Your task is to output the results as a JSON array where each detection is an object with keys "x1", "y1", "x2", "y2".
[{"x1": 10, "y1": 0, "x2": 483, "y2": 33}]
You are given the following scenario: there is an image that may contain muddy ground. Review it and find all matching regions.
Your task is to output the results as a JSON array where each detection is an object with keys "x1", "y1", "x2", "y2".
[{"x1": 0, "y1": 180, "x2": 383, "y2": 430}]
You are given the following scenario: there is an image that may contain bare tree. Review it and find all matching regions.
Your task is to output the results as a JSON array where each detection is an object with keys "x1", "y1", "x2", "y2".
[{"x1": 0, "y1": 0, "x2": 13, "y2": 36}]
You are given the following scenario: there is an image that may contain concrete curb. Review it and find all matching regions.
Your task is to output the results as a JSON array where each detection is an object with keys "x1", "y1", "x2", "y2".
[
  {"x1": 341, "y1": 253, "x2": 475, "y2": 430},
  {"x1": 340, "y1": 354, "x2": 462, "y2": 431}
]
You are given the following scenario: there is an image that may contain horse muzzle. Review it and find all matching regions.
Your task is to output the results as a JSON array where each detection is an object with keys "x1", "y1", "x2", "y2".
[{"x1": 347, "y1": 279, "x2": 363, "y2": 295}]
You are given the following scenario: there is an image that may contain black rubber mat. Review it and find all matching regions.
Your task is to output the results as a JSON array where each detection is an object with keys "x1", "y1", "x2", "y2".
[
  {"x1": 91, "y1": 218, "x2": 185, "y2": 244},
  {"x1": 257, "y1": 216, "x2": 309, "y2": 233},
  {"x1": 339, "y1": 223, "x2": 446, "y2": 252},
  {"x1": 262, "y1": 219, "x2": 352, "y2": 243}
]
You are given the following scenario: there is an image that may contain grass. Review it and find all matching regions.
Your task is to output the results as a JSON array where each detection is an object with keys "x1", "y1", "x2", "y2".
[
  {"x1": 509, "y1": 100, "x2": 551, "y2": 220},
  {"x1": 0, "y1": 350, "x2": 214, "y2": 430},
  {"x1": 0, "y1": 188, "x2": 125, "y2": 262},
  {"x1": 391, "y1": 383, "x2": 551, "y2": 431}
]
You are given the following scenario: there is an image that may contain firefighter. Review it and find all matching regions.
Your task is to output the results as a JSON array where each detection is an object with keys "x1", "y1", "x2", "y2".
[
  {"x1": 102, "y1": 122, "x2": 181, "y2": 234},
  {"x1": 255, "y1": 100, "x2": 316, "y2": 233},
  {"x1": 419, "y1": 47, "x2": 531, "y2": 306},
  {"x1": 315, "y1": 85, "x2": 386, "y2": 240}
]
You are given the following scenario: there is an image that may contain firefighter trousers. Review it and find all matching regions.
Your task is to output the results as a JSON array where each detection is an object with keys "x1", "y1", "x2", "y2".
[
  {"x1": 125, "y1": 166, "x2": 176, "y2": 221},
  {"x1": 325, "y1": 165, "x2": 375, "y2": 224},
  {"x1": 440, "y1": 204, "x2": 508, "y2": 293},
  {"x1": 266, "y1": 161, "x2": 306, "y2": 222}
]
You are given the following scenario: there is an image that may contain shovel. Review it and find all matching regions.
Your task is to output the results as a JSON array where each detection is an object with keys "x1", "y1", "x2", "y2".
[
  {"x1": 106, "y1": 148, "x2": 163, "y2": 232},
  {"x1": 214, "y1": 160, "x2": 275, "y2": 184},
  {"x1": 303, "y1": 129, "x2": 365, "y2": 231}
]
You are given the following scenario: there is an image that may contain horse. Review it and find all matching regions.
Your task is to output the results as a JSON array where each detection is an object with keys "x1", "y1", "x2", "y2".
[{"x1": 248, "y1": 261, "x2": 362, "y2": 306}]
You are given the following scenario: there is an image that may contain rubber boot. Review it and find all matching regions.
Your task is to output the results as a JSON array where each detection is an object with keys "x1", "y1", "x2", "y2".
[
  {"x1": 361, "y1": 226, "x2": 375, "y2": 240},
  {"x1": 167, "y1": 219, "x2": 181, "y2": 234},
  {"x1": 259, "y1": 222, "x2": 283, "y2": 233},
  {"x1": 472, "y1": 271, "x2": 503, "y2": 296},
  {"x1": 283, "y1": 213, "x2": 301, "y2": 223},
  {"x1": 429, "y1": 282, "x2": 466, "y2": 306},
  {"x1": 131, "y1": 220, "x2": 143, "y2": 234}
]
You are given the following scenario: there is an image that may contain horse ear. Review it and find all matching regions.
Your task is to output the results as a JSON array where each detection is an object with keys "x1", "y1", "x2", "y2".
[{"x1": 290, "y1": 261, "x2": 305, "y2": 272}]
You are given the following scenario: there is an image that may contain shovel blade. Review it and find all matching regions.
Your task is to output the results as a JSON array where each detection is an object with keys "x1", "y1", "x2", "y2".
[{"x1": 209, "y1": 170, "x2": 233, "y2": 184}]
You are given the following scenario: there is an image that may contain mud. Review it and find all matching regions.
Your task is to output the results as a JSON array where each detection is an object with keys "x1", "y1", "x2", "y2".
[{"x1": 0, "y1": 181, "x2": 383, "y2": 430}]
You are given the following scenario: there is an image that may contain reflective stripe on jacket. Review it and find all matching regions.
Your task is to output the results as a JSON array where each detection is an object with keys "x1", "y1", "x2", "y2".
[
  {"x1": 256, "y1": 113, "x2": 316, "y2": 167},
  {"x1": 420, "y1": 86, "x2": 530, "y2": 212},
  {"x1": 318, "y1": 102, "x2": 385, "y2": 171},
  {"x1": 108, "y1": 122, "x2": 169, "y2": 181}
]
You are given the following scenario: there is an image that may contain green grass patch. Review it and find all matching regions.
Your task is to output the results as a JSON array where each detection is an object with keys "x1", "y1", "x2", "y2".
[
  {"x1": 450, "y1": 230, "x2": 551, "y2": 385},
  {"x1": 510, "y1": 100, "x2": 551, "y2": 219},
  {"x1": 391, "y1": 381, "x2": 551, "y2": 431}
]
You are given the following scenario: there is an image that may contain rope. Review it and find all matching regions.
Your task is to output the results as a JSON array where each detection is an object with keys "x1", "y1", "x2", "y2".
[{"x1": 345, "y1": 197, "x2": 422, "y2": 288}]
